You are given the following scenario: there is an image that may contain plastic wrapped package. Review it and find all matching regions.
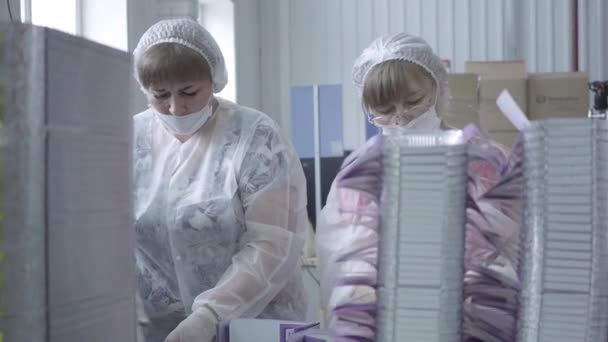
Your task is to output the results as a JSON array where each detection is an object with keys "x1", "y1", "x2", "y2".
[
  {"x1": 317, "y1": 131, "x2": 469, "y2": 342},
  {"x1": 0, "y1": 23, "x2": 135, "y2": 341},
  {"x1": 517, "y1": 119, "x2": 608, "y2": 342},
  {"x1": 318, "y1": 125, "x2": 528, "y2": 342},
  {"x1": 377, "y1": 131, "x2": 467, "y2": 342}
]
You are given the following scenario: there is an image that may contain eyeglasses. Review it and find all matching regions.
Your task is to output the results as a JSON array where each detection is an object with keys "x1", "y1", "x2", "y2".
[{"x1": 367, "y1": 102, "x2": 430, "y2": 126}]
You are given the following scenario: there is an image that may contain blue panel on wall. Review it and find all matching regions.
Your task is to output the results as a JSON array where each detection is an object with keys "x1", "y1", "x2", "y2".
[
  {"x1": 290, "y1": 86, "x2": 315, "y2": 158},
  {"x1": 318, "y1": 84, "x2": 344, "y2": 157}
]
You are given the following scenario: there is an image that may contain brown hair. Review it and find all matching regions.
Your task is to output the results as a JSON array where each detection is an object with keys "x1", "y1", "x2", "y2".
[
  {"x1": 362, "y1": 60, "x2": 438, "y2": 113},
  {"x1": 136, "y1": 43, "x2": 212, "y2": 89}
]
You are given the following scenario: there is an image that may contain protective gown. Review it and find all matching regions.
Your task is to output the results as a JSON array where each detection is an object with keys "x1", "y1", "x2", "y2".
[
  {"x1": 316, "y1": 127, "x2": 523, "y2": 342},
  {"x1": 316, "y1": 33, "x2": 524, "y2": 342},
  {"x1": 134, "y1": 98, "x2": 308, "y2": 341},
  {"x1": 316, "y1": 33, "x2": 448, "y2": 341}
]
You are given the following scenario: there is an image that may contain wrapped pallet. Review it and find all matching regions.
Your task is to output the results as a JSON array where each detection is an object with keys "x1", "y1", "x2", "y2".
[
  {"x1": 518, "y1": 119, "x2": 608, "y2": 342},
  {"x1": 0, "y1": 23, "x2": 135, "y2": 342},
  {"x1": 377, "y1": 131, "x2": 467, "y2": 342}
]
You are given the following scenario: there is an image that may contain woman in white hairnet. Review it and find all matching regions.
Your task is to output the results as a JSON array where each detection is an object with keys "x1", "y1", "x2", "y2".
[
  {"x1": 132, "y1": 18, "x2": 308, "y2": 342},
  {"x1": 315, "y1": 33, "x2": 448, "y2": 341}
]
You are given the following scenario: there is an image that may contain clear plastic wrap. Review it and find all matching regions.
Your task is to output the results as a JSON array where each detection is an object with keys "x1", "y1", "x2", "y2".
[
  {"x1": 377, "y1": 130, "x2": 466, "y2": 342},
  {"x1": 517, "y1": 119, "x2": 608, "y2": 342}
]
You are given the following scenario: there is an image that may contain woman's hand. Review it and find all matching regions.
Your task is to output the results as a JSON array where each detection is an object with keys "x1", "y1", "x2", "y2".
[{"x1": 164, "y1": 306, "x2": 218, "y2": 342}]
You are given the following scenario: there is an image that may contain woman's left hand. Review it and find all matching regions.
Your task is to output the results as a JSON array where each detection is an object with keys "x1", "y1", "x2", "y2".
[{"x1": 164, "y1": 306, "x2": 218, "y2": 342}]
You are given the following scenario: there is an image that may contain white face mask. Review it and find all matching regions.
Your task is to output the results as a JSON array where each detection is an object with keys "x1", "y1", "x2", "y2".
[
  {"x1": 154, "y1": 103, "x2": 213, "y2": 135},
  {"x1": 379, "y1": 106, "x2": 441, "y2": 135}
]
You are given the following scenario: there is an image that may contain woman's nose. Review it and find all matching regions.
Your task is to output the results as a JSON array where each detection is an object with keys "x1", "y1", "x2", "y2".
[{"x1": 168, "y1": 98, "x2": 188, "y2": 116}]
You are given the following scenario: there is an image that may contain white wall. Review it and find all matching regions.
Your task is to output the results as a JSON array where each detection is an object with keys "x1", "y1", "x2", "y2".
[
  {"x1": 127, "y1": 0, "x2": 157, "y2": 115},
  {"x1": 579, "y1": 0, "x2": 608, "y2": 81},
  {"x1": 19, "y1": 0, "x2": 128, "y2": 51},
  {"x1": 233, "y1": 0, "x2": 262, "y2": 113},
  {"x1": 200, "y1": 0, "x2": 236, "y2": 102},
  {"x1": 30, "y1": 0, "x2": 78, "y2": 34},
  {"x1": 287, "y1": 0, "x2": 583, "y2": 149},
  {"x1": 521, "y1": 0, "x2": 574, "y2": 72},
  {"x1": 155, "y1": 0, "x2": 198, "y2": 20},
  {"x1": 288, "y1": 0, "x2": 527, "y2": 149},
  {"x1": 235, "y1": 0, "x2": 605, "y2": 150},
  {"x1": 82, "y1": 0, "x2": 127, "y2": 51}
]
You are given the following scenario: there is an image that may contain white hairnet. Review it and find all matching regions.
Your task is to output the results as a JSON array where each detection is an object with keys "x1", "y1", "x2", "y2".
[
  {"x1": 133, "y1": 18, "x2": 228, "y2": 93},
  {"x1": 352, "y1": 33, "x2": 447, "y2": 99}
]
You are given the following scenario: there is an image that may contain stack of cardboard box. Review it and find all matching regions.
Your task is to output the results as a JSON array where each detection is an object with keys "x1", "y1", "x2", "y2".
[
  {"x1": 527, "y1": 72, "x2": 589, "y2": 121},
  {"x1": 465, "y1": 61, "x2": 528, "y2": 146},
  {"x1": 442, "y1": 60, "x2": 590, "y2": 146},
  {"x1": 1, "y1": 24, "x2": 135, "y2": 342},
  {"x1": 443, "y1": 73, "x2": 479, "y2": 129}
]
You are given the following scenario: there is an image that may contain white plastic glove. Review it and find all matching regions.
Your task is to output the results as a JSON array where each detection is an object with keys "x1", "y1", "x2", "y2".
[{"x1": 164, "y1": 306, "x2": 218, "y2": 342}]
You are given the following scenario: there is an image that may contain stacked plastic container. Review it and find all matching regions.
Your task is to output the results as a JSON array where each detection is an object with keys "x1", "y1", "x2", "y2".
[
  {"x1": 0, "y1": 23, "x2": 135, "y2": 342},
  {"x1": 377, "y1": 131, "x2": 467, "y2": 342},
  {"x1": 518, "y1": 118, "x2": 608, "y2": 342}
]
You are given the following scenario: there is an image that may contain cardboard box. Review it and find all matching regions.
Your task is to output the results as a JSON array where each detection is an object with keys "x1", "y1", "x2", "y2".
[
  {"x1": 487, "y1": 130, "x2": 520, "y2": 147},
  {"x1": 465, "y1": 60, "x2": 527, "y2": 78},
  {"x1": 443, "y1": 73, "x2": 479, "y2": 129},
  {"x1": 478, "y1": 78, "x2": 527, "y2": 131},
  {"x1": 527, "y1": 72, "x2": 589, "y2": 120},
  {"x1": 466, "y1": 60, "x2": 527, "y2": 131}
]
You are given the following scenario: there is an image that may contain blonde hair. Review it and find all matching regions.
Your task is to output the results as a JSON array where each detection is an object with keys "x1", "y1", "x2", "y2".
[
  {"x1": 362, "y1": 60, "x2": 445, "y2": 114},
  {"x1": 136, "y1": 43, "x2": 211, "y2": 89}
]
